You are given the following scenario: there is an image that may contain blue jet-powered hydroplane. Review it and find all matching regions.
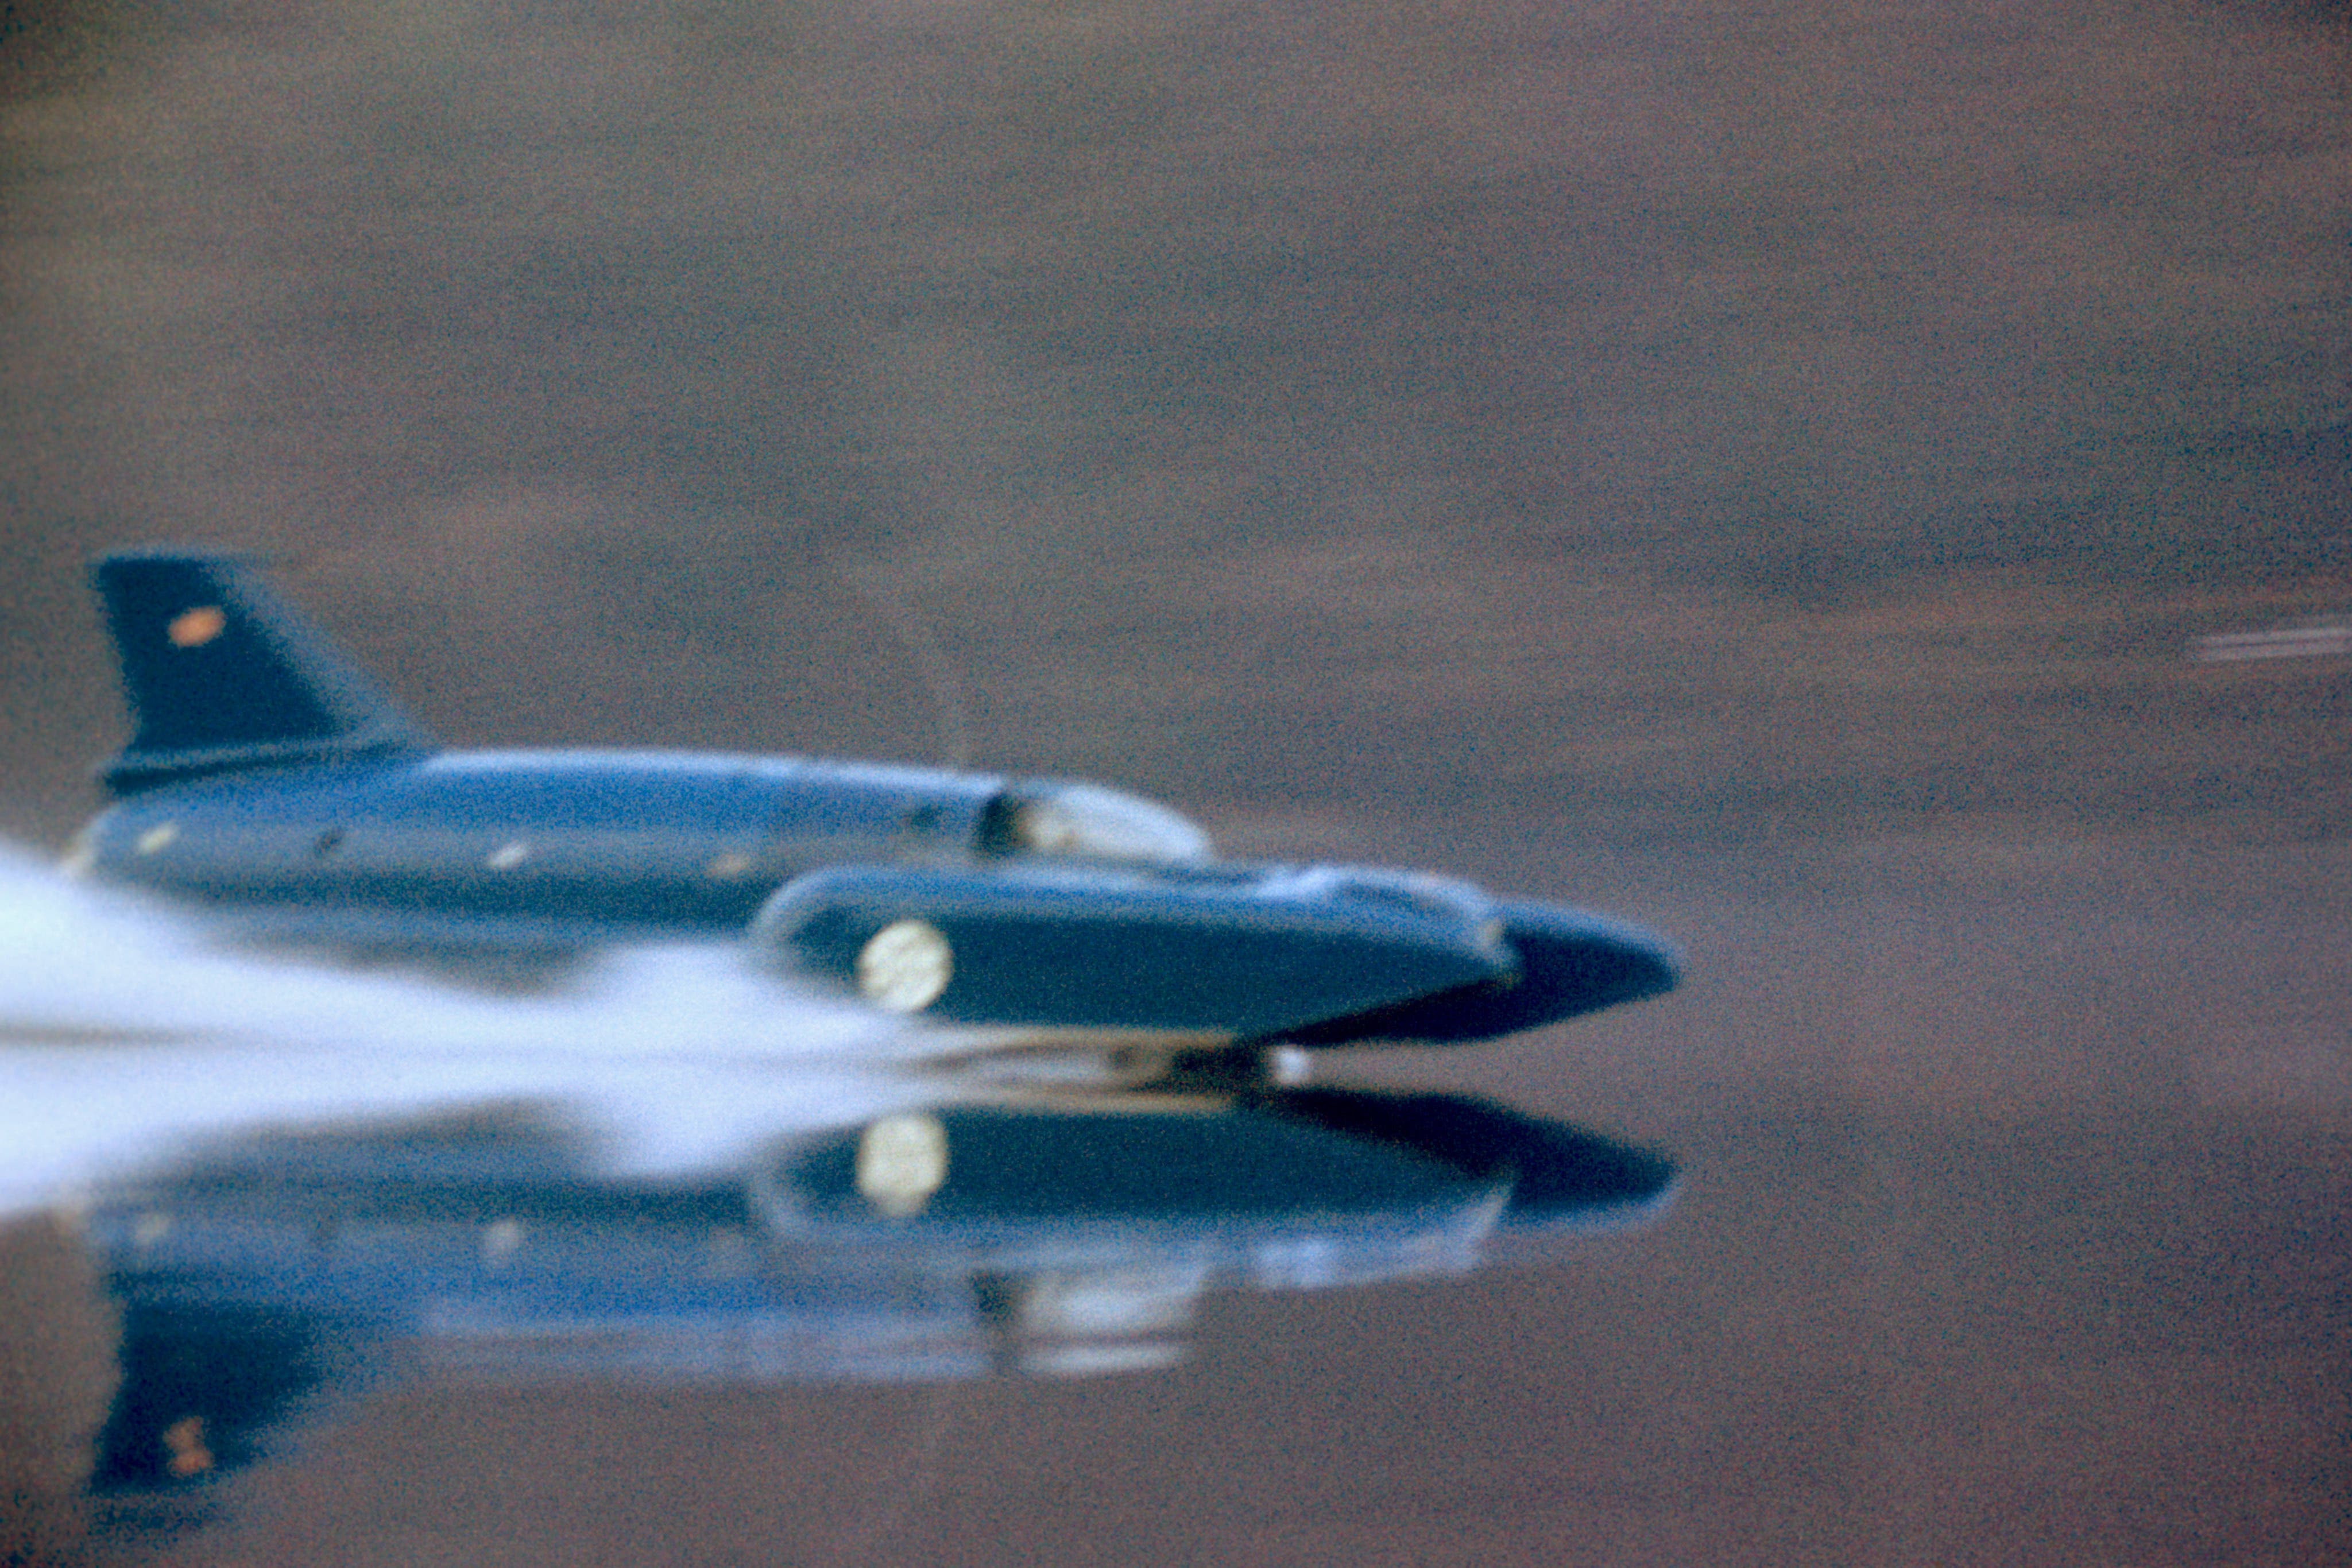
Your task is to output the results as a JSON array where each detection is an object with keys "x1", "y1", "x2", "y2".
[{"x1": 71, "y1": 549, "x2": 1679, "y2": 1086}]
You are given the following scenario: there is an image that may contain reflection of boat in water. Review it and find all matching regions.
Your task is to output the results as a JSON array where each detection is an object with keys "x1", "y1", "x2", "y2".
[{"x1": 87, "y1": 1088, "x2": 1674, "y2": 1491}]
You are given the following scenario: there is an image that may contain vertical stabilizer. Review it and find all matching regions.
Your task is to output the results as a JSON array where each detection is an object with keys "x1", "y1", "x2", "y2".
[{"x1": 91, "y1": 549, "x2": 436, "y2": 794}]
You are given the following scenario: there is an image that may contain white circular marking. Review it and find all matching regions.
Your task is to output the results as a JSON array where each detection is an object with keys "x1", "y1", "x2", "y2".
[
  {"x1": 485, "y1": 841, "x2": 531, "y2": 870},
  {"x1": 856, "y1": 919, "x2": 953, "y2": 1012},
  {"x1": 856, "y1": 1113, "x2": 949, "y2": 1217},
  {"x1": 135, "y1": 823, "x2": 179, "y2": 855}
]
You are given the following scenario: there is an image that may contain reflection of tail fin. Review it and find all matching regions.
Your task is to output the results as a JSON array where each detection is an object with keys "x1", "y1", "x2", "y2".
[{"x1": 91, "y1": 548, "x2": 436, "y2": 795}]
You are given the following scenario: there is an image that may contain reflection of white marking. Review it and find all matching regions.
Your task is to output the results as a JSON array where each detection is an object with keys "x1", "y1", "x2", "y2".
[
  {"x1": 2191, "y1": 625, "x2": 2350, "y2": 663},
  {"x1": 857, "y1": 920, "x2": 953, "y2": 1012},
  {"x1": 481, "y1": 1218, "x2": 524, "y2": 1267},
  {"x1": 135, "y1": 823, "x2": 178, "y2": 856},
  {"x1": 485, "y1": 841, "x2": 531, "y2": 870},
  {"x1": 856, "y1": 1112, "x2": 948, "y2": 1216},
  {"x1": 705, "y1": 850, "x2": 754, "y2": 879},
  {"x1": 132, "y1": 1211, "x2": 171, "y2": 1247}
]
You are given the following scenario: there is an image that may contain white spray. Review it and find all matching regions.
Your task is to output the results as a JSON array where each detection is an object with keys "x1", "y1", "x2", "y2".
[{"x1": 0, "y1": 843, "x2": 949, "y2": 1211}]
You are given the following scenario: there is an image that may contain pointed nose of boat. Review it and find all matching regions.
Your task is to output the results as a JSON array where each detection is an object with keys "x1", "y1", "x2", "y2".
[
  {"x1": 1279, "y1": 899, "x2": 1681, "y2": 1046},
  {"x1": 1501, "y1": 901, "x2": 1682, "y2": 1020}
]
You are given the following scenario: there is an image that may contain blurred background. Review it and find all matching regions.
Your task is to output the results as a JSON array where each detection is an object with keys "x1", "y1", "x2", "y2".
[{"x1": 2, "y1": 0, "x2": 2348, "y2": 1563}]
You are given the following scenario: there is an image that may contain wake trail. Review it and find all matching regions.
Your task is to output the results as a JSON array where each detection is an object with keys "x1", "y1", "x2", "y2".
[{"x1": 0, "y1": 843, "x2": 951, "y2": 1210}]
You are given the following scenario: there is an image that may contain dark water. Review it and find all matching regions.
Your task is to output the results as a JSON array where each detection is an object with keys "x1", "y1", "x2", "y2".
[{"x1": 2, "y1": 0, "x2": 2349, "y2": 1562}]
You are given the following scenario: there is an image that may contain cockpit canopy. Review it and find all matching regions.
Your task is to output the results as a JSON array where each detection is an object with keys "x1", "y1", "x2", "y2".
[{"x1": 982, "y1": 781, "x2": 1212, "y2": 865}]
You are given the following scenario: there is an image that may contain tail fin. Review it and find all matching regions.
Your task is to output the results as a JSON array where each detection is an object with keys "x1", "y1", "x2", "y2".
[{"x1": 91, "y1": 548, "x2": 437, "y2": 794}]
